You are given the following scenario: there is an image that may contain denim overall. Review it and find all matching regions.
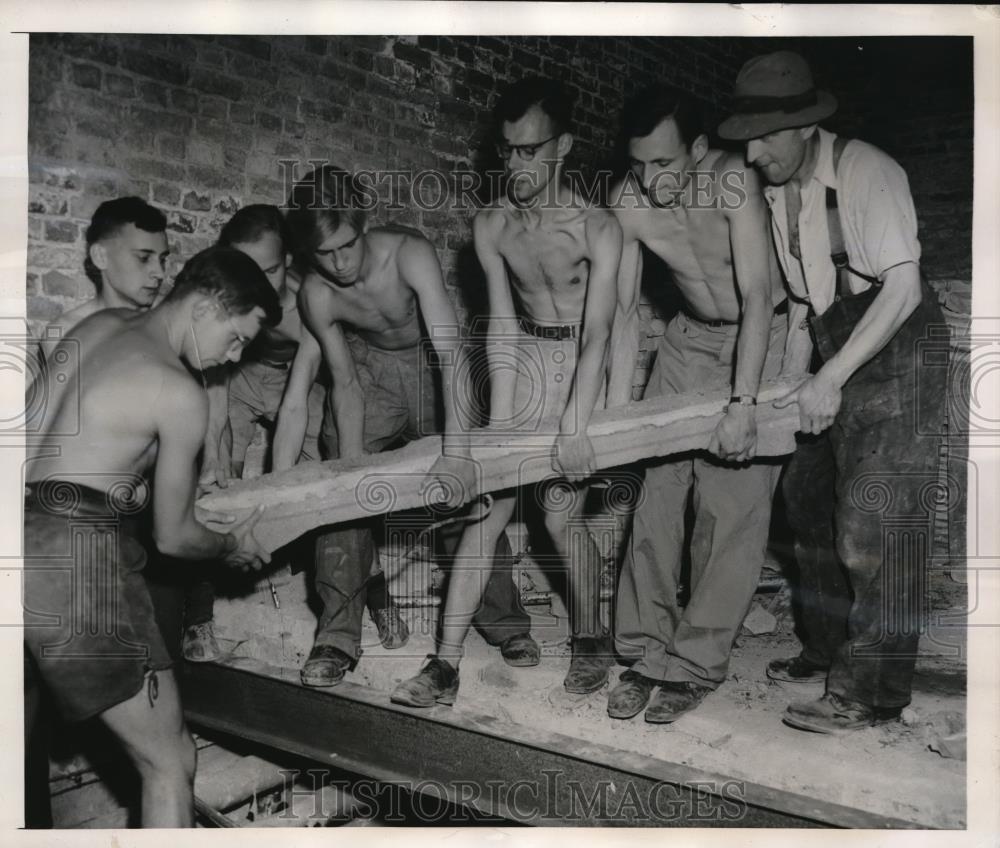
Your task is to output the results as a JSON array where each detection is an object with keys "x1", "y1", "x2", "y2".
[{"x1": 781, "y1": 141, "x2": 949, "y2": 708}]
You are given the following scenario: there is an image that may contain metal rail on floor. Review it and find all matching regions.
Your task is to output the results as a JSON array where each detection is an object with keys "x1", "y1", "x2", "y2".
[{"x1": 180, "y1": 660, "x2": 919, "y2": 829}]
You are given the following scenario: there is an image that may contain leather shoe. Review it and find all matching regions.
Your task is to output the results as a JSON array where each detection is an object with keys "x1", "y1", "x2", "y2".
[
  {"x1": 783, "y1": 692, "x2": 902, "y2": 735},
  {"x1": 766, "y1": 654, "x2": 828, "y2": 683},
  {"x1": 607, "y1": 669, "x2": 658, "y2": 719},
  {"x1": 563, "y1": 636, "x2": 614, "y2": 694},
  {"x1": 499, "y1": 632, "x2": 540, "y2": 667},
  {"x1": 644, "y1": 681, "x2": 712, "y2": 724},
  {"x1": 370, "y1": 603, "x2": 409, "y2": 650},
  {"x1": 390, "y1": 655, "x2": 460, "y2": 707},
  {"x1": 300, "y1": 644, "x2": 354, "y2": 688}
]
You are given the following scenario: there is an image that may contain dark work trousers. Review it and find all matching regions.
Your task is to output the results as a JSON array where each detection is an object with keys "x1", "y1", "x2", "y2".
[{"x1": 782, "y1": 299, "x2": 948, "y2": 708}]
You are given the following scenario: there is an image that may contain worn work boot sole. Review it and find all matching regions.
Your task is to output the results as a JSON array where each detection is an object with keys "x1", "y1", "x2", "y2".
[
  {"x1": 782, "y1": 693, "x2": 901, "y2": 736},
  {"x1": 766, "y1": 655, "x2": 828, "y2": 684},
  {"x1": 607, "y1": 670, "x2": 658, "y2": 720},
  {"x1": 564, "y1": 637, "x2": 614, "y2": 694},
  {"x1": 300, "y1": 645, "x2": 353, "y2": 688},
  {"x1": 644, "y1": 682, "x2": 712, "y2": 724},
  {"x1": 499, "y1": 633, "x2": 540, "y2": 668},
  {"x1": 390, "y1": 656, "x2": 460, "y2": 707}
]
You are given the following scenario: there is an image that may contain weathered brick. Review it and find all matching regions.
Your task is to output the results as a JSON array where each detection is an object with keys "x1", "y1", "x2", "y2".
[
  {"x1": 35, "y1": 34, "x2": 120, "y2": 67},
  {"x1": 224, "y1": 147, "x2": 247, "y2": 172},
  {"x1": 170, "y1": 87, "x2": 199, "y2": 113},
  {"x1": 229, "y1": 101, "x2": 254, "y2": 125},
  {"x1": 187, "y1": 164, "x2": 242, "y2": 193},
  {"x1": 256, "y1": 111, "x2": 282, "y2": 133},
  {"x1": 42, "y1": 269, "x2": 79, "y2": 296},
  {"x1": 128, "y1": 106, "x2": 193, "y2": 135},
  {"x1": 158, "y1": 135, "x2": 186, "y2": 160},
  {"x1": 44, "y1": 221, "x2": 78, "y2": 243},
  {"x1": 189, "y1": 68, "x2": 245, "y2": 101},
  {"x1": 121, "y1": 49, "x2": 188, "y2": 86},
  {"x1": 167, "y1": 211, "x2": 197, "y2": 234},
  {"x1": 152, "y1": 183, "x2": 182, "y2": 206},
  {"x1": 128, "y1": 157, "x2": 185, "y2": 182},
  {"x1": 27, "y1": 296, "x2": 66, "y2": 322},
  {"x1": 104, "y1": 73, "x2": 136, "y2": 98},
  {"x1": 71, "y1": 63, "x2": 102, "y2": 90},
  {"x1": 182, "y1": 190, "x2": 212, "y2": 212},
  {"x1": 214, "y1": 35, "x2": 271, "y2": 61},
  {"x1": 138, "y1": 80, "x2": 170, "y2": 108}
]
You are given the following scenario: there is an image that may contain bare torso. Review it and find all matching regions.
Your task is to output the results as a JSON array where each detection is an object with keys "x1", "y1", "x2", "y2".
[
  {"x1": 489, "y1": 189, "x2": 608, "y2": 324},
  {"x1": 616, "y1": 151, "x2": 784, "y2": 322},
  {"x1": 27, "y1": 310, "x2": 190, "y2": 493},
  {"x1": 303, "y1": 228, "x2": 422, "y2": 350}
]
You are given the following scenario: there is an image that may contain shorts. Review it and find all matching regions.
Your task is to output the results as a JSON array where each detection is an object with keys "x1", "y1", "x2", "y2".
[{"x1": 23, "y1": 480, "x2": 173, "y2": 724}]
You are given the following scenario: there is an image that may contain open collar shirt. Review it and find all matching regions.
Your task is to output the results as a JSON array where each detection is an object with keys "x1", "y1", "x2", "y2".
[{"x1": 764, "y1": 127, "x2": 922, "y2": 317}]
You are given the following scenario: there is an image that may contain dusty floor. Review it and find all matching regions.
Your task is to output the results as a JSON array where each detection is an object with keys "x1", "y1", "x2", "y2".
[{"x1": 211, "y1": 543, "x2": 969, "y2": 830}]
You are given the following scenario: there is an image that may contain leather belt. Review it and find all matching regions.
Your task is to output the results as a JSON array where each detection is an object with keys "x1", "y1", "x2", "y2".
[{"x1": 518, "y1": 316, "x2": 579, "y2": 341}]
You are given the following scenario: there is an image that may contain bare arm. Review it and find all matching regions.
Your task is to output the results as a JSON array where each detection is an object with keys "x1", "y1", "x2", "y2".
[
  {"x1": 400, "y1": 236, "x2": 472, "y2": 450},
  {"x1": 473, "y1": 211, "x2": 520, "y2": 427},
  {"x1": 554, "y1": 212, "x2": 622, "y2": 479},
  {"x1": 607, "y1": 233, "x2": 642, "y2": 408},
  {"x1": 273, "y1": 328, "x2": 322, "y2": 471},
  {"x1": 152, "y1": 373, "x2": 263, "y2": 565},
  {"x1": 298, "y1": 280, "x2": 365, "y2": 459},
  {"x1": 713, "y1": 164, "x2": 774, "y2": 461},
  {"x1": 200, "y1": 367, "x2": 232, "y2": 488}
]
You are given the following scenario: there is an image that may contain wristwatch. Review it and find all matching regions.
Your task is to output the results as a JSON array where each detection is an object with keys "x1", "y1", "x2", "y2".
[{"x1": 728, "y1": 395, "x2": 757, "y2": 407}]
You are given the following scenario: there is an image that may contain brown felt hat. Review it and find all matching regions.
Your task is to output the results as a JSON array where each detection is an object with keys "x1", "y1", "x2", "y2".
[{"x1": 718, "y1": 51, "x2": 837, "y2": 141}]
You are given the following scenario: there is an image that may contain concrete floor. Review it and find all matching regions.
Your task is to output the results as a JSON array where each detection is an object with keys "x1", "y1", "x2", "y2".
[{"x1": 207, "y1": 539, "x2": 968, "y2": 829}]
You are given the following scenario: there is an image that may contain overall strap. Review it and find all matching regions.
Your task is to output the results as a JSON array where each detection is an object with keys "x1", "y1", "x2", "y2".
[{"x1": 825, "y1": 136, "x2": 881, "y2": 300}]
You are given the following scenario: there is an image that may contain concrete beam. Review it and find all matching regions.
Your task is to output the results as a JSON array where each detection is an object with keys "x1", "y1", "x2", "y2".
[{"x1": 197, "y1": 378, "x2": 802, "y2": 552}]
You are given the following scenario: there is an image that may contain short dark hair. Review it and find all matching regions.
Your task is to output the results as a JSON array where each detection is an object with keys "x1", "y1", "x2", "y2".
[
  {"x1": 622, "y1": 86, "x2": 706, "y2": 149},
  {"x1": 284, "y1": 166, "x2": 369, "y2": 277},
  {"x1": 84, "y1": 197, "x2": 167, "y2": 292},
  {"x1": 218, "y1": 204, "x2": 289, "y2": 252},
  {"x1": 495, "y1": 76, "x2": 574, "y2": 136},
  {"x1": 164, "y1": 245, "x2": 281, "y2": 327}
]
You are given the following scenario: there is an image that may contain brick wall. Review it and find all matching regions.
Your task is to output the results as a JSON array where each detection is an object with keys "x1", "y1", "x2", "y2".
[{"x1": 27, "y1": 35, "x2": 973, "y2": 396}]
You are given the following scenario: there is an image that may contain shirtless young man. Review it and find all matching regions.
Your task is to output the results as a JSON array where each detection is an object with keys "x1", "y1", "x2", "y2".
[
  {"x1": 50, "y1": 196, "x2": 169, "y2": 335},
  {"x1": 193, "y1": 204, "x2": 404, "y2": 661},
  {"x1": 391, "y1": 76, "x2": 624, "y2": 708},
  {"x1": 606, "y1": 86, "x2": 788, "y2": 724},
  {"x1": 277, "y1": 166, "x2": 533, "y2": 687},
  {"x1": 24, "y1": 246, "x2": 277, "y2": 827},
  {"x1": 32, "y1": 197, "x2": 169, "y2": 392}
]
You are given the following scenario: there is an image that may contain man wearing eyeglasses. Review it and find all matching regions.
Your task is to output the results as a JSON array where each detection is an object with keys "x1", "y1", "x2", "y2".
[
  {"x1": 605, "y1": 86, "x2": 788, "y2": 725},
  {"x1": 392, "y1": 76, "x2": 625, "y2": 708}
]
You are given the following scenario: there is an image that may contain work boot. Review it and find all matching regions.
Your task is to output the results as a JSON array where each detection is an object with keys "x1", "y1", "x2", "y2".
[
  {"x1": 370, "y1": 603, "x2": 410, "y2": 649},
  {"x1": 390, "y1": 655, "x2": 459, "y2": 707},
  {"x1": 300, "y1": 644, "x2": 354, "y2": 688},
  {"x1": 182, "y1": 621, "x2": 222, "y2": 663},
  {"x1": 499, "y1": 632, "x2": 540, "y2": 668},
  {"x1": 644, "y1": 681, "x2": 712, "y2": 724},
  {"x1": 783, "y1": 692, "x2": 902, "y2": 735},
  {"x1": 766, "y1": 654, "x2": 828, "y2": 684},
  {"x1": 563, "y1": 636, "x2": 614, "y2": 694},
  {"x1": 607, "y1": 669, "x2": 658, "y2": 719}
]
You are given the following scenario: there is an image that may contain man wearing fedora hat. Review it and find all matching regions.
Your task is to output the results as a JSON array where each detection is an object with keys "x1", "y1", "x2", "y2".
[{"x1": 719, "y1": 51, "x2": 948, "y2": 734}]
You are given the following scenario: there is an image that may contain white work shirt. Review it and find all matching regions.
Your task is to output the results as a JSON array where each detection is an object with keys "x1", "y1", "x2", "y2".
[{"x1": 764, "y1": 127, "x2": 922, "y2": 317}]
